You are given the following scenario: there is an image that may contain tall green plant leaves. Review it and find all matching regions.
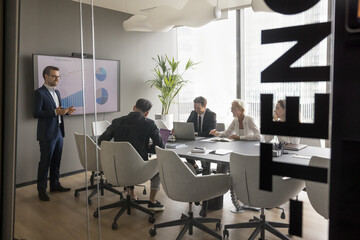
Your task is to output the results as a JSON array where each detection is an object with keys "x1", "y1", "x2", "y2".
[{"x1": 147, "y1": 55, "x2": 198, "y2": 115}]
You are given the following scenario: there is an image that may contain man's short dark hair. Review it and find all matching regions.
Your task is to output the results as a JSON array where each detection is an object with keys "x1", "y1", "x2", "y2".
[
  {"x1": 43, "y1": 66, "x2": 59, "y2": 80},
  {"x1": 135, "y1": 98, "x2": 153, "y2": 112},
  {"x1": 193, "y1": 96, "x2": 207, "y2": 107}
]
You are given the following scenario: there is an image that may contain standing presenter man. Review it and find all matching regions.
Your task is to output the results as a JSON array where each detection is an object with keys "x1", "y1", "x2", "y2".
[{"x1": 34, "y1": 66, "x2": 76, "y2": 201}]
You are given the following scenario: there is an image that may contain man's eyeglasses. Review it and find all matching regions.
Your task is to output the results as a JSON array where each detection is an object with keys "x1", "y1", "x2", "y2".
[{"x1": 50, "y1": 75, "x2": 61, "y2": 79}]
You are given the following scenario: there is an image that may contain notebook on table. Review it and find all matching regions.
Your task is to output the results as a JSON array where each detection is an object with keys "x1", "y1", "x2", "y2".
[
  {"x1": 284, "y1": 143, "x2": 307, "y2": 151},
  {"x1": 210, "y1": 137, "x2": 234, "y2": 142},
  {"x1": 173, "y1": 122, "x2": 204, "y2": 140}
]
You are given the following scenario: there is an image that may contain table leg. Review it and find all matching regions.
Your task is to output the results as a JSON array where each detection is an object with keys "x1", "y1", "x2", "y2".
[{"x1": 199, "y1": 161, "x2": 212, "y2": 217}]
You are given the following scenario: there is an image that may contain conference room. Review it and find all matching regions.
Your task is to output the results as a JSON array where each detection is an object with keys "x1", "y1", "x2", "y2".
[{"x1": 2, "y1": 0, "x2": 359, "y2": 240}]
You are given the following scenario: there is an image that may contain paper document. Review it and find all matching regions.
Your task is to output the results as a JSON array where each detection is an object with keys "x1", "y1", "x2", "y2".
[
  {"x1": 291, "y1": 155, "x2": 311, "y2": 159},
  {"x1": 209, "y1": 137, "x2": 234, "y2": 142},
  {"x1": 166, "y1": 143, "x2": 187, "y2": 149},
  {"x1": 284, "y1": 143, "x2": 307, "y2": 151},
  {"x1": 210, "y1": 149, "x2": 233, "y2": 155},
  {"x1": 189, "y1": 149, "x2": 213, "y2": 155}
]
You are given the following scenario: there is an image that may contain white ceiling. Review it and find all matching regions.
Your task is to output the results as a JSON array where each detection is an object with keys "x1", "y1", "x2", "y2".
[
  {"x1": 72, "y1": 0, "x2": 254, "y2": 32},
  {"x1": 72, "y1": 0, "x2": 252, "y2": 15}
]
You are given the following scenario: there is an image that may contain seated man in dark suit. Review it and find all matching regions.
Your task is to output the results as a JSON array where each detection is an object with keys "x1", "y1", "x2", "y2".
[
  {"x1": 98, "y1": 98, "x2": 165, "y2": 211},
  {"x1": 186, "y1": 96, "x2": 217, "y2": 172}
]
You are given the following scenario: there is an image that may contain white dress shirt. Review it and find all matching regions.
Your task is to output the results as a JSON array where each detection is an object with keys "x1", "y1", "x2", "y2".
[{"x1": 44, "y1": 84, "x2": 61, "y2": 124}]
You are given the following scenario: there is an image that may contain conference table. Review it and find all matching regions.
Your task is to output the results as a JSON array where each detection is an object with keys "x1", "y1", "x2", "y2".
[{"x1": 166, "y1": 137, "x2": 331, "y2": 216}]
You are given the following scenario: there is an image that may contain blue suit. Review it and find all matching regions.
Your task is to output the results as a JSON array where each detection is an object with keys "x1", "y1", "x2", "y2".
[{"x1": 34, "y1": 85, "x2": 65, "y2": 192}]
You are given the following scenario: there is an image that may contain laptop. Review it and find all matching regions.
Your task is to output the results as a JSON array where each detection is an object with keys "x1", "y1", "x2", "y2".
[
  {"x1": 173, "y1": 122, "x2": 204, "y2": 140},
  {"x1": 155, "y1": 119, "x2": 169, "y2": 130},
  {"x1": 159, "y1": 128, "x2": 171, "y2": 145}
]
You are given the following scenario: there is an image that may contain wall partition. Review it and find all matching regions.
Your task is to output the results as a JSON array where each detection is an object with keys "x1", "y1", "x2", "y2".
[
  {"x1": 13, "y1": 0, "x2": 177, "y2": 239},
  {"x1": 241, "y1": 0, "x2": 330, "y2": 125}
]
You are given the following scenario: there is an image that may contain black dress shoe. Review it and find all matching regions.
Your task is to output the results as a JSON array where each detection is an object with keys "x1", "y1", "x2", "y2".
[
  {"x1": 50, "y1": 184, "x2": 71, "y2": 192},
  {"x1": 38, "y1": 191, "x2": 50, "y2": 201}
]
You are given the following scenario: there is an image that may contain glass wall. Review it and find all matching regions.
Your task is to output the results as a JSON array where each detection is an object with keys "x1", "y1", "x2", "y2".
[
  {"x1": 242, "y1": 0, "x2": 329, "y2": 125},
  {"x1": 177, "y1": 11, "x2": 237, "y2": 126}
]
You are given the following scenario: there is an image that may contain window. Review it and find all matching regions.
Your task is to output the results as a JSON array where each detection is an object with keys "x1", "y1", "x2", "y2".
[
  {"x1": 242, "y1": 0, "x2": 329, "y2": 125},
  {"x1": 177, "y1": 11, "x2": 237, "y2": 125}
]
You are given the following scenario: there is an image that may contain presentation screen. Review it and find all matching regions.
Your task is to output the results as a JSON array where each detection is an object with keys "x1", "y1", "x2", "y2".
[{"x1": 33, "y1": 54, "x2": 120, "y2": 115}]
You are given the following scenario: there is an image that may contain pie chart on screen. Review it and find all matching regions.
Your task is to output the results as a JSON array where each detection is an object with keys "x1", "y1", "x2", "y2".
[
  {"x1": 96, "y1": 88, "x2": 108, "y2": 105},
  {"x1": 96, "y1": 67, "x2": 107, "y2": 81}
]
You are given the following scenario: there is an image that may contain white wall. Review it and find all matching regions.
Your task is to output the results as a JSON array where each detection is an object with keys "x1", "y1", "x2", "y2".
[{"x1": 16, "y1": 0, "x2": 178, "y2": 184}]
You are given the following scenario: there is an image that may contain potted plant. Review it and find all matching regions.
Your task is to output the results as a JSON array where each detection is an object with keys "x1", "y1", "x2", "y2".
[{"x1": 147, "y1": 55, "x2": 198, "y2": 129}]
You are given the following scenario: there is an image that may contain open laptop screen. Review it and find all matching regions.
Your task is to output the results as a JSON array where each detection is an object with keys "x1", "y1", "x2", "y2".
[{"x1": 159, "y1": 129, "x2": 171, "y2": 145}]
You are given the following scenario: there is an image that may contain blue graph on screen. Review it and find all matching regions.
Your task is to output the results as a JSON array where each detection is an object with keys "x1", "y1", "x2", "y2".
[
  {"x1": 34, "y1": 55, "x2": 119, "y2": 115},
  {"x1": 96, "y1": 88, "x2": 108, "y2": 105},
  {"x1": 61, "y1": 90, "x2": 84, "y2": 108},
  {"x1": 96, "y1": 67, "x2": 107, "y2": 81}
]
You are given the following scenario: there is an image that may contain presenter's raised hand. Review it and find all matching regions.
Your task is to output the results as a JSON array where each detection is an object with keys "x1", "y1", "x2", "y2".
[
  {"x1": 66, "y1": 106, "x2": 76, "y2": 115},
  {"x1": 55, "y1": 106, "x2": 69, "y2": 115}
]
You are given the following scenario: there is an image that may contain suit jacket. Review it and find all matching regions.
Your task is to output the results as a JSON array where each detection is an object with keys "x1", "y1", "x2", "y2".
[
  {"x1": 34, "y1": 85, "x2": 64, "y2": 141},
  {"x1": 187, "y1": 108, "x2": 216, "y2": 137},
  {"x1": 98, "y1": 112, "x2": 164, "y2": 160}
]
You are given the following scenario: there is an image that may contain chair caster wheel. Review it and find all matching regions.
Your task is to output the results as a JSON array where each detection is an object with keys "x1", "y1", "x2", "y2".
[
  {"x1": 74, "y1": 191, "x2": 80, "y2": 198},
  {"x1": 112, "y1": 222, "x2": 118, "y2": 230},
  {"x1": 195, "y1": 201, "x2": 200, "y2": 206},
  {"x1": 216, "y1": 222, "x2": 222, "y2": 231},
  {"x1": 148, "y1": 216, "x2": 155, "y2": 223},
  {"x1": 88, "y1": 199, "x2": 92, "y2": 205},
  {"x1": 143, "y1": 188, "x2": 147, "y2": 195},
  {"x1": 223, "y1": 229, "x2": 229, "y2": 238},
  {"x1": 93, "y1": 211, "x2": 98, "y2": 218},
  {"x1": 149, "y1": 228, "x2": 157, "y2": 236}
]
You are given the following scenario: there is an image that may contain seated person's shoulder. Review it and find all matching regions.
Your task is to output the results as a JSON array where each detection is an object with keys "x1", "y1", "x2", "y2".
[
  {"x1": 207, "y1": 109, "x2": 216, "y2": 116},
  {"x1": 145, "y1": 117, "x2": 156, "y2": 126}
]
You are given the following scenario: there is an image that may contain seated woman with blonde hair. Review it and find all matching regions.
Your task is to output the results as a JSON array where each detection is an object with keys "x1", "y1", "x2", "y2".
[
  {"x1": 263, "y1": 99, "x2": 300, "y2": 144},
  {"x1": 209, "y1": 99, "x2": 261, "y2": 141}
]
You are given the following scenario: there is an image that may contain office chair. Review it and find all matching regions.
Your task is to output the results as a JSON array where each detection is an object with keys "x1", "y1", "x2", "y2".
[
  {"x1": 215, "y1": 122, "x2": 225, "y2": 131},
  {"x1": 305, "y1": 156, "x2": 330, "y2": 219},
  {"x1": 91, "y1": 120, "x2": 148, "y2": 194},
  {"x1": 223, "y1": 152, "x2": 305, "y2": 240},
  {"x1": 93, "y1": 141, "x2": 158, "y2": 230},
  {"x1": 73, "y1": 133, "x2": 124, "y2": 204},
  {"x1": 150, "y1": 147, "x2": 231, "y2": 240},
  {"x1": 90, "y1": 120, "x2": 111, "y2": 185}
]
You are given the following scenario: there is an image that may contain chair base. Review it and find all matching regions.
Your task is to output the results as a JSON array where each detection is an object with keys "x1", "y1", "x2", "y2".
[
  {"x1": 74, "y1": 178, "x2": 124, "y2": 204},
  {"x1": 94, "y1": 194, "x2": 155, "y2": 230},
  {"x1": 150, "y1": 203, "x2": 222, "y2": 240},
  {"x1": 224, "y1": 209, "x2": 290, "y2": 240}
]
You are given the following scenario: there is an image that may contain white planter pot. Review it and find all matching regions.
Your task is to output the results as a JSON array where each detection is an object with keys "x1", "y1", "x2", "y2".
[{"x1": 155, "y1": 114, "x2": 173, "y2": 130}]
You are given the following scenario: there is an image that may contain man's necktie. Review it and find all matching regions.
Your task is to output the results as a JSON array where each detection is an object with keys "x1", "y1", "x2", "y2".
[{"x1": 198, "y1": 115, "x2": 202, "y2": 133}]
